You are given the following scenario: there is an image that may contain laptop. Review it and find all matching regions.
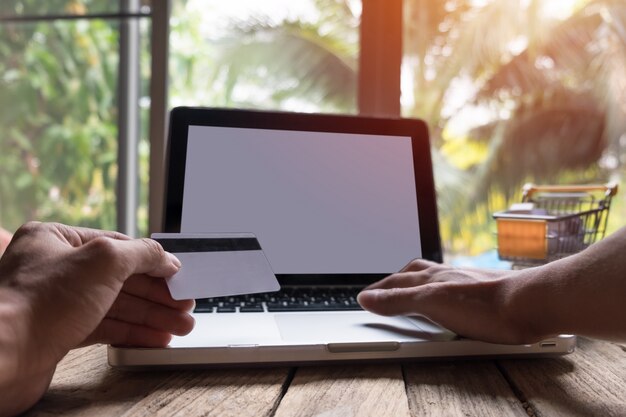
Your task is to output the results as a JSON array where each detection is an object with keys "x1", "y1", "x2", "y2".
[{"x1": 108, "y1": 107, "x2": 575, "y2": 367}]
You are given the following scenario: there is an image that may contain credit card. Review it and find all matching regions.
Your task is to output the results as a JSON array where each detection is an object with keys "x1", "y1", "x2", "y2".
[{"x1": 151, "y1": 232, "x2": 280, "y2": 300}]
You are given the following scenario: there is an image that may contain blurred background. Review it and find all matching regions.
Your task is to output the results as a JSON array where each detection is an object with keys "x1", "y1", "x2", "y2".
[{"x1": 1, "y1": 0, "x2": 625, "y2": 260}]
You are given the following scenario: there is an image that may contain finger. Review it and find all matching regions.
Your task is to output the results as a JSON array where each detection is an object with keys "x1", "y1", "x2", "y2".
[
  {"x1": 80, "y1": 236, "x2": 181, "y2": 281},
  {"x1": 357, "y1": 285, "x2": 441, "y2": 316},
  {"x1": 122, "y1": 274, "x2": 195, "y2": 311},
  {"x1": 106, "y1": 292, "x2": 195, "y2": 336},
  {"x1": 50, "y1": 222, "x2": 131, "y2": 247},
  {"x1": 82, "y1": 318, "x2": 173, "y2": 347},
  {"x1": 17, "y1": 224, "x2": 183, "y2": 280},
  {"x1": 363, "y1": 272, "x2": 432, "y2": 291}
]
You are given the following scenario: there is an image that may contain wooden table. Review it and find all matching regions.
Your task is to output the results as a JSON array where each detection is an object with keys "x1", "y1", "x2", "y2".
[{"x1": 25, "y1": 338, "x2": 625, "y2": 416}]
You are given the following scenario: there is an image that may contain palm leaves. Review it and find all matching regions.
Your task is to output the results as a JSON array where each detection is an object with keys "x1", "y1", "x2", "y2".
[
  {"x1": 466, "y1": 0, "x2": 626, "y2": 201},
  {"x1": 215, "y1": 20, "x2": 357, "y2": 111},
  {"x1": 428, "y1": 0, "x2": 626, "y2": 245},
  {"x1": 207, "y1": 0, "x2": 359, "y2": 112}
]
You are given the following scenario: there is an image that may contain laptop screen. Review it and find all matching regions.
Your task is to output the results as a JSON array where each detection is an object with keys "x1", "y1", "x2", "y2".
[
  {"x1": 165, "y1": 108, "x2": 441, "y2": 279},
  {"x1": 180, "y1": 125, "x2": 421, "y2": 275}
]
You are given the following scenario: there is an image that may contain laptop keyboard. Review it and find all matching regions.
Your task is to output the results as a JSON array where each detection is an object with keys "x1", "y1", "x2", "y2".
[{"x1": 194, "y1": 286, "x2": 364, "y2": 313}]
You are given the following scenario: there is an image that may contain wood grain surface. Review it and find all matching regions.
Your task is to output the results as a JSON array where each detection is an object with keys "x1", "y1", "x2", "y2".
[
  {"x1": 403, "y1": 361, "x2": 526, "y2": 417},
  {"x1": 23, "y1": 338, "x2": 626, "y2": 417},
  {"x1": 273, "y1": 365, "x2": 410, "y2": 417},
  {"x1": 498, "y1": 338, "x2": 626, "y2": 417},
  {"x1": 25, "y1": 345, "x2": 291, "y2": 417}
]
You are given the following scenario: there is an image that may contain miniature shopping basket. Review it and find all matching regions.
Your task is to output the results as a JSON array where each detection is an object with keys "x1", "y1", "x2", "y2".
[{"x1": 493, "y1": 183, "x2": 618, "y2": 267}]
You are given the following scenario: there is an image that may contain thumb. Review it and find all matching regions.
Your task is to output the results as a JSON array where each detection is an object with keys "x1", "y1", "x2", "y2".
[{"x1": 79, "y1": 237, "x2": 181, "y2": 283}]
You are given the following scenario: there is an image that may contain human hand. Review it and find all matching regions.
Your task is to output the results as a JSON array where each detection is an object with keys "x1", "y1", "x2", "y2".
[
  {"x1": 0, "y1": 222, "x2": 194, "y2": 416},
  {"x1": 357, "y1": 259, "x2": 538, "y2": 345}
]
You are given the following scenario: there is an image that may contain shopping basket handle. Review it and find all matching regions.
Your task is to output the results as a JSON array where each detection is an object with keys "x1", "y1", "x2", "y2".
[{"x1": 522, "y1": 182, "x2": 619, "y2": 200}]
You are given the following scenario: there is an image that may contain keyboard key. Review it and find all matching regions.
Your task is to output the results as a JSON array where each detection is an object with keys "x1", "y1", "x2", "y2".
[
  {"x1": 194, "y1": 299, "x2": 215, "y2": 313},
  {"x1": 239, "y1": 306, "x2": 265, "y2": 313},
  {"x1": 218, "y1": 301, "x2": 238, "y2": 308}
]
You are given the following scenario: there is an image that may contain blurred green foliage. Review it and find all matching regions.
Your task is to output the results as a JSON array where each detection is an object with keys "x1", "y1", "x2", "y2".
[
  {"x1": 0, "y1": 0, "x2": 119, "y2": 15},
  {"x1": 0, "y1": 1, "x2": 120, "y2": 232}
]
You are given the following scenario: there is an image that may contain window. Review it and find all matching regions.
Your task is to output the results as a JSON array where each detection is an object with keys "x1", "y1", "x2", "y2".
[
  {"x1": 3, "y1": 0, "x2": 623, "y2": 259},
  {"x1": 0, "y1": 0, "x2": 152, "y2": 236},
  {"x1": 402, "y1": 0, "x2": 626, "y2": 257}
]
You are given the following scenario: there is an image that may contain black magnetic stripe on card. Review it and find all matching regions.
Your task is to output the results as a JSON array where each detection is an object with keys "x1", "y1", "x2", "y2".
[{"x1": 155, "y1": 237, "x2": 262, "y2": 253}]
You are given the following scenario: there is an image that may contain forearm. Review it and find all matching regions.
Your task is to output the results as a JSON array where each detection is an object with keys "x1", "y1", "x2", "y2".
[
  {"x1": 0, "y1": 290, "x2": 53, "y2": 417},
  {"x1": 508, "y1": 227, "x2": 626, "y2": 341}
]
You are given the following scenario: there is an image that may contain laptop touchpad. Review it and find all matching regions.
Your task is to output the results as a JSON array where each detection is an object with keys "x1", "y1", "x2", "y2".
[{"x1": 274, "y1": 312, "x2": 455, "y2": 343}]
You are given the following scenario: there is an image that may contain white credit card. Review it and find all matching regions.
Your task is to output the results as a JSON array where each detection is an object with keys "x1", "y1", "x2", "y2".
[{"x1": 151, "y1": 232, "x2": 280, "y2": 300}]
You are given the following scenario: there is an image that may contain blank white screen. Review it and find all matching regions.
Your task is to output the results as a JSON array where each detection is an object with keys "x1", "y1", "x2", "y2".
[{"x1": 181, "y1": 125, "x2": 421, "y2": 274}]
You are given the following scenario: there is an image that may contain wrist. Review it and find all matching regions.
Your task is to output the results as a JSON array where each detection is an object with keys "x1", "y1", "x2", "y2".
[
  {"x1": 499, "y1": 267, "x2": 563, "y2": 343},
  {"x1": 0, "y1": 288, "x2": 53, "y2": 416}
]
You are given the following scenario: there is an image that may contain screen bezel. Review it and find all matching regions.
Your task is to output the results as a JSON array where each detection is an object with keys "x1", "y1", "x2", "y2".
[{"x1": 163, "y1": 107, "x2": 442, "y2": 286}]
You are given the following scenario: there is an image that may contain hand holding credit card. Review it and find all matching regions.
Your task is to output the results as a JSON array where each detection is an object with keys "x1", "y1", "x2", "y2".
[{"x1": 152, "y1": 233, "x2": 280, "y2": 300}]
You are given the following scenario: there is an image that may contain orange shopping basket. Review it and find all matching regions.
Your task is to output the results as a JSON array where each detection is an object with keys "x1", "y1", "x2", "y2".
[{"x1": 493, "y1": 183, "x2": 618, "y2": 267}]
